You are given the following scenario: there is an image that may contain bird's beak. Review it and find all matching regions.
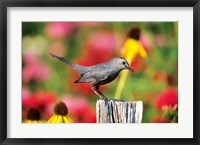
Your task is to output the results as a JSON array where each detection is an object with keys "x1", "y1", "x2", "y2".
[{"x1": 127, "y1": 66, "x2": 134, "y2": 72}]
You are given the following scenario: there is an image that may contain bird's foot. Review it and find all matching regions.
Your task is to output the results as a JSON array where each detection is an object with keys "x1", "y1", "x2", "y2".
[
  {"x1": 102, "y1": 97, "x2": 109, "y2": 101},
  {"x1": 92, "y1": 86, "x2": 109, "y2": 101},
  {"x1": 97, "y1": 95, "x2": 109, "y2": 101}
]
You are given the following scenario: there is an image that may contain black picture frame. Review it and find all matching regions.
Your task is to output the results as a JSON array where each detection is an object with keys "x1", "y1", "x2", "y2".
[{"x1": 0, "y1": 0, "x2": 199, "y2": 145}]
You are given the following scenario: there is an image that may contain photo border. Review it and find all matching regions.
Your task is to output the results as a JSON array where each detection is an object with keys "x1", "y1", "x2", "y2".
[{"x1": 0, "y1": 0, "x2": 199, "y2": 145}]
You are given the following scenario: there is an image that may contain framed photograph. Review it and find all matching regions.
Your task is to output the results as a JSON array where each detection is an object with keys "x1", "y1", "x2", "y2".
[{"x1": 0, "y1": 0, "x2": 199, "y2": 145}]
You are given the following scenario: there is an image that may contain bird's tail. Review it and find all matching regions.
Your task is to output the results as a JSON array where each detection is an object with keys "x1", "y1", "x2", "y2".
[
  {"x1": 49, "y1": 53, "x2": 74, "y2": 67},
  {"x1": 49, "y1": 53, "x2": 88, "y2": 76}
]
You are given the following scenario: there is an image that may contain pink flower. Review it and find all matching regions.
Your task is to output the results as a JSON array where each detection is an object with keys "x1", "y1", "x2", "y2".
[
  {"x1": 62, "y1": 96, "x2": 96, "y2": 123},
  {"x1": 23, "y1": 52, "x2": 40, "y2": 65},
  {"x1": 23, "y1": 52, "x2": 51, "y2": 82},
  {"x1": 84, "y1": 31, "x2": 121, "y2": 63},
  {"x1": 22, "y1": 87, "x2": 31, "y2": 99},
  {"x1": 45, "y1": 22, "x2": 76, "y2": 39},
  {"x1": 23, "y1": 63, "x2": 50, "y2": 82},
  {"x1": 140, "y1": 34, "x2": 152, "y2": 52},
  {"x1": 156, "y1": 87, "x2": 178, "y2": 109}
]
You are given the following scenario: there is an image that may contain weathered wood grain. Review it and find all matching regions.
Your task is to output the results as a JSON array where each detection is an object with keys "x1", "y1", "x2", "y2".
[{"x1": 96, "y1": 99, "x2": 143, "y2": 123}]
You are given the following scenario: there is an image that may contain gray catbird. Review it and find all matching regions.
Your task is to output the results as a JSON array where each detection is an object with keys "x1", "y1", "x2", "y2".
[{"x1": 49, "y1": 53, "x2": 134, "y2": 100}]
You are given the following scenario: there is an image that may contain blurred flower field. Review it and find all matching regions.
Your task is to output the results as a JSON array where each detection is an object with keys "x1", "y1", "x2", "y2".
[{"x1": 22, "y1": 22, "x2": 178, "y2": 123}]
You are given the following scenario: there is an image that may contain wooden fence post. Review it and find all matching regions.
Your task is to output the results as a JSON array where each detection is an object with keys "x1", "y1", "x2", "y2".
[{"x1": 96, "y1": 99, "x2": 143, "y2": 123}]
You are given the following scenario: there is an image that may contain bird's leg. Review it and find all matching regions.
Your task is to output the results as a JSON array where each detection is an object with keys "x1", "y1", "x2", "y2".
[{"x1": 92, "y1": 86, "x2": 108, "y2": 100}]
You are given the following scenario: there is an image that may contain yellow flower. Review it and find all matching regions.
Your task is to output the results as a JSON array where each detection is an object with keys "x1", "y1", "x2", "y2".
[
  {"x1": 114, "y1": 27, "x2": 147, "y2": 100},
  {"x1": 48, "y1": 101, "x2": 73, "y2": 123},
  {"x1": 121, "y1": 38, "x2": 147, "y2": 63},
  {"x1": 23, "y1": 119, "x2": 46, "y2": 123}
]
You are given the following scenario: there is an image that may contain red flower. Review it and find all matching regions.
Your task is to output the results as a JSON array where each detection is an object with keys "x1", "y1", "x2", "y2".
[
  {"x1": 156, "y1": 87, "x2": 178, "y2": 109},
  {"x1": 72, "y1": 82, "x2": 94, "y2": 95},
  {"x1": 62, "y1": 96, "x2": 96, "y2": 123},
  {"x1": 22, "y1": 92, "x2": 39, "y2": 109},
  {"x1": 131, "y1": 57, "x2": 146, "y2": 71},
  {"x1": 34, "y1": 91, "x2": 57, "y2": 106},
  {"x1": 22, "y1": 90, "x2": 58, "y2": 119},
  {"x1": 75, "y1": 56, "x2": 97, "y2": 66}
]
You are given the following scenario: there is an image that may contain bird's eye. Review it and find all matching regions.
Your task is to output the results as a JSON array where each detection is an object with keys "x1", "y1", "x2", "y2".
[{"x1": 122, "y1": 61, "x2": 126, "y2": 65}]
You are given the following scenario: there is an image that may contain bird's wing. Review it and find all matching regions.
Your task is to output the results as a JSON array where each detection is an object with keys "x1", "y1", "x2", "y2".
[
  {"x1": 75, "y1": 65, "x2": 111, "y2": 84},
  {"x1": 73, "y1": 64, "x2": 89, "y2": 76},
  {"x1": 74, "y1": 75, "x2": 96, "y2": 84},
  {"x1": 89, "y1": 65, "x2": 112, "y2": 83}
]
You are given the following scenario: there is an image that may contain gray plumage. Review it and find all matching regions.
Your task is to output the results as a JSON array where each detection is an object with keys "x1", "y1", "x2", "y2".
[{"x1": 49, "y1": 53, "x2": 134, "y2": 100}]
